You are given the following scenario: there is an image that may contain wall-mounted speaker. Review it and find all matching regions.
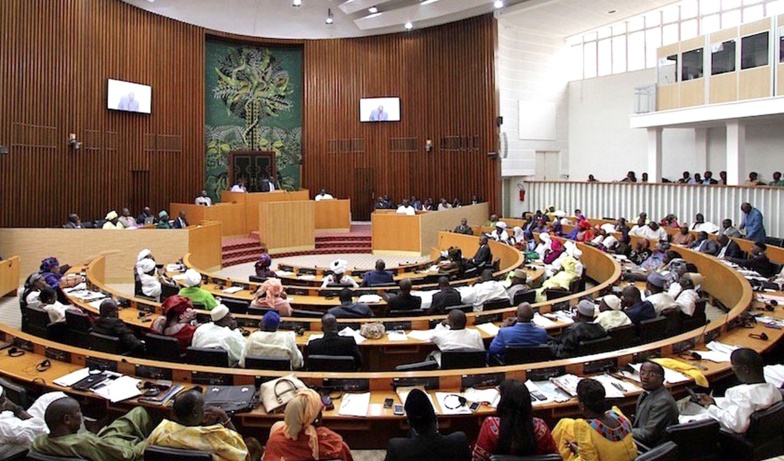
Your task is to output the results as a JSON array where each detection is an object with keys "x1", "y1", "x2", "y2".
[{"x1": 0, "y1": 145, "x2": 8, "y2": 155}]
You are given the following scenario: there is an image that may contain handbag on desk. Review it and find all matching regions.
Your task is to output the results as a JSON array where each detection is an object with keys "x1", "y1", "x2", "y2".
[{"x1": 259, "y1": 374, "x2": 307, "y2": 413}]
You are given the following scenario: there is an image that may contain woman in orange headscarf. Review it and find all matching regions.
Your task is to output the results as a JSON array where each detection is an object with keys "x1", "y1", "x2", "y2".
[
  {"x1": 251, "y1": 278, "x2": 293, "y2": 317},
  {"x1": 263, "y1": 389, "x2": 354, "y2": 461}
]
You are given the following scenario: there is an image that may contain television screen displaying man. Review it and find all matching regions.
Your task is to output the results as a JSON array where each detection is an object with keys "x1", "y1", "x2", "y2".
[{"x1": 369, "y1": 105, "x2": 388, "y2": 121}]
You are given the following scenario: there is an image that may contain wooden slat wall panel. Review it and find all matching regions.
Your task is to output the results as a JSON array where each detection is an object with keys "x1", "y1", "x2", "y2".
[
  {"x1": 302, "y1": 15, "x2": 500, "y2": 217},
  {"x1": 0, "y1": 0, "x2": 205, "y2": 227}
]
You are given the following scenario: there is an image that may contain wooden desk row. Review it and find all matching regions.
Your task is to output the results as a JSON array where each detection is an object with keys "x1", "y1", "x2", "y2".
[{"x1": 0, "y1": 256, "x2": 20, "y2": 297}]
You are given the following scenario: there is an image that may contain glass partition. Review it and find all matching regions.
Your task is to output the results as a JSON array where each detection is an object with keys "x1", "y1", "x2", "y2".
[
  {"x1": 741, "y1": 31, "x2": 769, "y2": 69},
  {"x1": 711, "y1": 39, "x2": 736, "y2": 75},
  {"x1": 658, "y1": 54, "x2": 679, "y2": 85},
  {"x1": 682, "y1": 48, "x2": 704, "y2": 80}
]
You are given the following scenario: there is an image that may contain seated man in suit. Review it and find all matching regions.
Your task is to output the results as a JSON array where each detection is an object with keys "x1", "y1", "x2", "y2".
[
  {"x1": 383, "y1": 278, "x2": 422, "y2": 315},
  {"x1": 693, "y1": 348, "x2": 782, "y2": 434},
  {"x1": 360, "y1": 259, "x2": 394, "y2": 287},
  {"x1": 385, "y1": 389, "x2": 471, "y2": 461},
  {"x1": 487, "y1": 303, "x2": 548, "y2": 363},
  {"x1": 691, "y1": 231, "x2": 720, "y2": 256},
  {"x1": 632, "y1": 361, "x2": 679, "y2": 447},
  {"x1": 64, "y1": 213, "x2": 82, "y2": 229},
  {"x1": 727, "y1": 242, "x2": 776, "y2": 277},
  {"x1": 91, "y1": 299, "x2": 145, "y2": 355},
  {"x1": 32, "y1": 396, "x2": 157, "y2": 460},
  {"x1": 173, "y1": 210, "x2": 189, "y2": 229},
  {"x1": 621, "y1": 285, "x2": 656, "y2": 326},
  {"x1": 427, "y1": 276, "x2": 462, "y2": 314},
  {"x1": 716, "y1": 235, "x2": 743, "y2": 259},
  {"x1": 328, "y1": 288, "x2": 374, "y2": 318},
  {"x1": 453, "y1": 217, "x2": 473, "y2": 235},
  {"x1": 307, "y1": 314, "x2": 362, "y2": 370},
  {"x1": 241, "y1": 311, "x2": 303, "y2": 369},
  {"x1": 147, "y1": 389, "x2": 255, "y2": 461},
  {"x1": 549, "y1": 300, "x2": 607, "y2": 359},
  {"x1": 467, "y1": 235, "x2": 493, "y2": 271}
]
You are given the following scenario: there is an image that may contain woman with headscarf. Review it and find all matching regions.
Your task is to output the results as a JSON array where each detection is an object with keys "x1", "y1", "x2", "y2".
[
  {"x1": 156, "y1": 210, "x2": 173, "y2": 229},
  {"x1": 473, "y1": 380, "x2": 557, "y2": 460},
  {"x1": 542, "y1": 238, "x2": 565, "y2": 265},
  {"x1": 320, "y1": 260, "x2": 358, "y2": 288},
  {"x1": 151, "y1": 295, "x2": 198, "y2": 351},
  {"x1": 552, "y1": 378, "x2": 636, "y2": 461},
  {"x1": 510, "y1": 226, "x2": 525, "y2": 249},
  {"x1": 254, "y1": 253, "x2": 277, "y2": 280},
  {"x1": 178, "y1": 269, "x2": 219, "y2": 310},
  {"x1": 251, "y1": 278, "x2": 293, "y2": 317},
  {"x1": 575, "y1": 220, "x2": 595, "y2": 243},
  {"x1": 385, "y1": 389, "x2": 470, "y2": 461},
  {"x1": 263, "y1": 389, "x2": 353, "y2": 461},
  {"x1": 138, "y1": 258, "x2": 162, "y2": 300},
  {"x1": 39, "y1": 257, "x2": 64, "y2": 288},
  {"x1": 102, "y1": 210, "x2": 124, "y2": 229}
]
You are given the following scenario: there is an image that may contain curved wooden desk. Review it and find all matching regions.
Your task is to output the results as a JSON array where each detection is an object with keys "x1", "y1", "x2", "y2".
[{"x1": 0, "y1": 256, "x2": 20, "y2": 297}]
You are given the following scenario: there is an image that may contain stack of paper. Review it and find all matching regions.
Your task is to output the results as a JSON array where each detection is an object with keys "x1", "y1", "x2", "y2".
[
  {"x1": 530, "y1": 380, "x2": 573, "y2": 402},
  {"x1": 338, "y1": 326, "x2": 366, "y2": 344},
  {"x1": 221, "y1": 286, "x2": 243, "y2": 294},
  {"x1": 475, "y1": 323, "x2": 500, "y2": 336},
  {"x1": 550, "y1": 374, "x2": 582, "y2": 397},
  {"x1": 92, "y1": 376, "x2": 141, "y2": 403},
  {"x1": 407, "y1": 330, "x2": 435, "y2": 342},
  {"x1": 338, "y1": 393, "x2": 371, "y2": 417},
  {"x1": 593, "y1": 374, "x2": 641, "y2": 398},
  {"x1": 464, "y1": 387, "x2": 500, "y2": 408},
  {"x1": 692, "y1": 341, "x2": 739, "y2": 363},
  {"x1": 357, "y1": 294, "x2": 382, "y2": 304},
  {"x1": 764, "y1": 364, "x2": 784, "y2": 387},
  {"x1": 525, "y1": 380, "x2": 553, "y2": 405},
  {"x1": 552, "y1": 312, "x2": 575, "y2": 325},
  {"x1": 532, "y1": 313, "x2": 556, "y2": 328},
  {"x1": 435, "y1": 392, "x2": 471, "y2": 415},
  {"x1": 276, "y1": 270, "x2": 294, "y2": 277},
  {"x1": 297, "y1": 274, "x2": 315, "y2": 281},
  {"x1": 387, "y1": 331, "x2": 408, "y2": 341},
  {"x1": 54, "y1": 368, "x2": 91, "y2": 387}
]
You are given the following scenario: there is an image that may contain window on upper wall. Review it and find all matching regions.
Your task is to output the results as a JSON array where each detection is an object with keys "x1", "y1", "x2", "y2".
[
  {"x1": 779, "y1": 27, "x2": 784, "y2": 62},
  {"x1": 712, "y1": 39, "x2": 737, "y2": 74},
  {"x1": 741, "y1": 31, "x2": 769, "y2": 69},
  {"x1": 659, "y1": 54, "x2": 679, "y2": 84},
  {"x1": 682, "y1": 48, "x2": 705, "y2": 79}
]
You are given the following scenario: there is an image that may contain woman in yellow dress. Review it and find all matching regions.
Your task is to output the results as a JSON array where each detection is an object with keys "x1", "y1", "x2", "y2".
[{"x1": 552, "y1": 378, "x2": 637, "y2": 461}]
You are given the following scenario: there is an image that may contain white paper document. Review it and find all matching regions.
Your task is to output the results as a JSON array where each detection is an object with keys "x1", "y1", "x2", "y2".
[
  {"x1": 307, "y1": 333, "x2": 324, "y2": 344},
  {"x1": 396, "y1": 387, "x2": 438, "y2": 414},
  {"x1": 387, "y1": 330, "x2": 408, "y2": 341},
  {"x1": 92, "y1": 376, "x2": 141, "y2": 403},
  {"x1": 435, "y1": 392, "x2": 471, "y2": 415},
  {"x1": 338, "y1": 327, "x2": 366, "y2": 344},
  {"x1": 338, "y1": 392, "x2": 371, "y2": 417},
  {"x1": 531, "y1": 380, "x2": 573, "y2": 403},
  {"x1": 54, "y1": 367, "x2": 91, "y2": 387},
  {"x1": 475, "y1": 323, "x2": 500, "y2": 336},
  {"x1": 407, "y1": 330, "x2": 435, "y2": 342},
  {"x1": 593, "y1": 374, "x2": 641, "y2": 398},
  {"x1": 464, "y1": 387, "x2": 500, "y2": 408},
  {"x1": 357, "y1": 294, "x2": 382, "y2": 304},
  {"x1": 297, "y1": 275, "x2": 316, "y2": 281},
  {"x1": 221, "y1": 286, "x2": 243, "y2": 294},
  {"x1": 532, "y1": 313, "x2": 556, "y2": 328}
]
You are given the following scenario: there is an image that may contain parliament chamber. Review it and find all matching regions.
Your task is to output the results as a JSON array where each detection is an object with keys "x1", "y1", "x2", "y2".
[{"x1": 4, "y1": 0, "x2": 784, "y2": 460}]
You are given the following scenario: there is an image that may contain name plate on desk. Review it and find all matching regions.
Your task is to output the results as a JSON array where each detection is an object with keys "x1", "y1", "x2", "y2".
[
  {"x1": 231, "y1": 282, "x2": 250, "y2": 290},
  {"x1": 552, "y1": 301, "x2": 570, "y2": 312},
  {"x1": 323, "y1": 378, "x2": 370, "y2": 392},
  {"x1": 461, "y1": 373, "x2": 504, "y2": 389},
  {"x1": 192, "y1": 371, "x2": 232, "y2": 385},
  {"x1": 633, "y1": 349, "x2": 661, "y2": 363},
  {"x1": 278, "y1": 264, "x2": 295, "y2": 272},
  {"x1": 583, "y1": 357, "x2": 617, "y2": 374},
  {"x1": 136, "y1": 365, "x2": 173, "y2": 381},
  {"x1": 525, "y1": 366, "x2": 566, "y2": 381},
  {"x1": 476, "y1": 313, "x2": 502, "y2": 325},
  {"x1": 298, "y1": 268, "x2": 317, "y2": 276},
  {"x1": 86, "y1": 356, "x2": 118, "y2": 372},
  {"x1": 384, "y1": 321, "x2": 412, "y2": 331},
  {"x1": 393, "y1": 377, "x2": 439, "y2": 390},
  {"x1": 209, "y1": 277, "x2": 225, "y2": 287},
  {"x1": 279, "y1": 321, "x2": 309, "y2": 332},
  {"x1": 672, "y1": 338, "x2": 697, "y2": 354},
  {"x1": 287, "y1": 287, "x2": 310, "y2": 296},
  {"x1": 45, "y1": 348, "x2": 71, "y2": 363}
]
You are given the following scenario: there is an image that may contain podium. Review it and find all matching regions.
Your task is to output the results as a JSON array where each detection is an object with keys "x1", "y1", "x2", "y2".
[
  {"x1": 258, "y1": 201, "x2": 315, "y2": 253},
  {"x1": 170, "y1": 203, "x2": 246, "y2": 236},
  {"x1": 220, "y1": 190, "x2": 309, "y2": 234}
]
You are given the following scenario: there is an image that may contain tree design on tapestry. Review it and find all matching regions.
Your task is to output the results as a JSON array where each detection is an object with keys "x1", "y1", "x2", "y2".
[
  {"x1": 213, "y1": 47, "x2": 293, "y2": 148},
  {"x1": 204, "y1": 43, "x2": 302, "y2": 199}
]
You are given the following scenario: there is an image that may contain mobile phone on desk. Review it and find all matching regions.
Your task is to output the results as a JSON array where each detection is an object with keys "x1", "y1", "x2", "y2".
[
  {"x1": 393, "y1": 404, "x2": 404, "y2": 415},
  {"x1": 469, "y1": 402, "x2": 481, "y2": 412},
  {"x1": 383, "y1": 398, "x2": 394, "y2": 409}
]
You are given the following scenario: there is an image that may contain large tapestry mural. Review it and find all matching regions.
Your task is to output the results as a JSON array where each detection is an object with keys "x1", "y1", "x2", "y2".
[{"x1": 205, "y1": 40, "x2": 303, "y2": 201}]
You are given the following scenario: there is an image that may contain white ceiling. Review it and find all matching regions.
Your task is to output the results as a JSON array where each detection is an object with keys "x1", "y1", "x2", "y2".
[
  {"x1": 120, "y1": 0, "x2": 529, "y2": 39},
  {"x1": 497, "y1": 0, "x2": 679, "y2": 38},
  {"x1": 120, "y1": 0, "x2": 680, "y2": 40}
]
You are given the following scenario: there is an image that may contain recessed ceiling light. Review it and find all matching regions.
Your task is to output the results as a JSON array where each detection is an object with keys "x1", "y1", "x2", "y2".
[
  {"x1": 292, "y1": 0, "x2": 301, "y2": 6},
  {"x1": 404, "y1": 21, "x2": 413, "y2": 30},
  {"x1": 494, "y1": 0, "x2": 503, "y2": 8},
  {"x1": 607, "y1": 9, "x2": 617, "y2": 14},
  {"x1": 368, "y1": 6, "x2": 378, "y2": 13}
]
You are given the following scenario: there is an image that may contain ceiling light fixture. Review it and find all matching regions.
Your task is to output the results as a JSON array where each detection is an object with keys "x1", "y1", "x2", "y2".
[
  {"x1": 368, "y1": 6, "x2": 378, "y2": 13},
  {"x1": 326, "y1": 8, "x2": 334, "y2": 24},
  {"x1": 494, "y1": 0, "x2": 504, "y2": 8},
  {"x1": 404, "y1": 21, "x2": 413, "y2": 30},
  {"x1": 292, "y1": 0, "x2": 301, "y2": 6},
  {"x1": 420, "y1": 0, "x2": 439, "y2": 5}
]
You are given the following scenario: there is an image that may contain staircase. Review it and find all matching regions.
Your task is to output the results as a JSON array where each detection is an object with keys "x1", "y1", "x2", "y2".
[{"x1": 221, "y1": 225, "x2": 373, "y2": 267}]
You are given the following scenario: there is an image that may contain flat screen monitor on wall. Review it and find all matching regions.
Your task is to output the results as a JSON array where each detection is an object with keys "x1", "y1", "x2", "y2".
[
  {"x1": 107, "y1": 79, "x2": 152, "y2": 114},
  {"x1": 360, "y1": 97, "x2": 400, "y2": 122}
]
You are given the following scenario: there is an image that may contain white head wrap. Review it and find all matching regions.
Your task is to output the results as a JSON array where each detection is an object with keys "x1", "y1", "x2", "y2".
[
  {"x1": 105, "y1": 210, "x2": 118, "y2": 220},
  {"x1": 210, "y1": 304, "x2": 229, "y2": 322},
  {"x1": 330, "y1": 259, "x2": 348, "y2": 275},
  {"x1": 137, "y1": 249, "x2": 152, "y2": 262},
  {"x1": 183, "y1": 269, "x2": 202, "y2": 288},
  {"x1": 138, "y1": 259, "x2": 156, "y2": 274}
]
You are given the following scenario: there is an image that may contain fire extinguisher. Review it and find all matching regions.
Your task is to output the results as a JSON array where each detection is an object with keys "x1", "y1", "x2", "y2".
[{"x1": 517, "y1": 184, "x2": 525, "y2": 201}]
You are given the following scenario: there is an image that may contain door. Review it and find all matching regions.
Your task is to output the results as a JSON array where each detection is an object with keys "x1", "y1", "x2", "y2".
[
  {"x1": 353, "y1": 168, "x2": 374, "y2": 221},
  {"x1": 535, "y1": 151, "x2": 560, "y2": 180}
]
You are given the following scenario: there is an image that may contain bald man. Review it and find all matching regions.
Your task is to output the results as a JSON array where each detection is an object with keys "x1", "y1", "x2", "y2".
[
  {"x1": 487, "y1": 303, "x2": 548, "y2": 362},
  {"x1": 306, "y1": 314, "x2": 362, "y2": 370},
  {"x1": 33, "y1": 397, "x2": 156, "y2": 460}
]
